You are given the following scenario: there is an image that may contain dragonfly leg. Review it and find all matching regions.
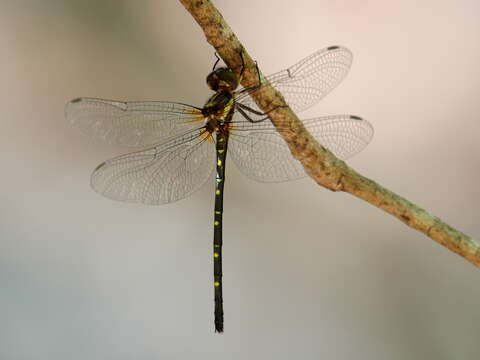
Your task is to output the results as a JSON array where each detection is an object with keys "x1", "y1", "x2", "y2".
[
  {"x1": 236, "y1": 49, "x2": 246, "y2": 83},
  {"x1": 236, "y1": 102, "x2": 288, "y2": 123},
  {"x1": 235, "y1": 60, "x2": 262, "y2": 96},
  {"x1": 236, "y1": 49, "x2": 262, "y2": 90},
  {"x1": 236, "y1": 106, "x2": 267, "y2": 123},
  {"x1": 212, "y1": 52, "x2": 221, "y2": 71}
]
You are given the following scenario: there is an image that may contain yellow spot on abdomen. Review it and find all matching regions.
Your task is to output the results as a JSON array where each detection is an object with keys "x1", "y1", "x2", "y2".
[
  {"x1": 217, "y1": 159, "x2": 222, "y2": 166},
  {"x1": 214, "y1": 252, "x2": 219, "y2": 258},
  {"x1": 217, "y1": 149, "x2": 224, "y2": 154},
  {"x1": 216, "y1": 189, "x2": 221, "y2": 195},
  {"x1": 214, "y1": 281, "x2": 220, "y2": 287},
  {"x1": 214, "y1": 220, "x2": 220, "y2": 226}
]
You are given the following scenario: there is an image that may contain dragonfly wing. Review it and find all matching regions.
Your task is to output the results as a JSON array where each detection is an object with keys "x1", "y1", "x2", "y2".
[
  {"x1": 235, "y1": 46, "x2": 353, "y2": 121},
  {"x1": 66, "y1": 97, "x2": 204, "y2": 147},
  {"x1": 91, "y1": 129, "x2": 215, "y2": 205},
  {"x1": 229, "y1": 115, "x2": 373, "y2": 182},
  {"x1": 300, "y1": 115, "x2": 373, "y2": 160},
  {"x1": 229, "y1": 130, "x2": 305, "y2": 182}
]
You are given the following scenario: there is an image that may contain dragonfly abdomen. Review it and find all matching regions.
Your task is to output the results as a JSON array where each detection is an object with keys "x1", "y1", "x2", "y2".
[{"x1": 213, "y1": 130, "x2": 229, "y2": 333}]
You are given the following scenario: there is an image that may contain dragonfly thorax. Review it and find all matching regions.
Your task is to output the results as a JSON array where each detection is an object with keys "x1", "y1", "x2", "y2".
[
  {"x1": 203, "y1": 89, "x2": 235, "y2": 125},
  {"x1": 206, "y1": 67, "x2": 239, "y2": 92}
]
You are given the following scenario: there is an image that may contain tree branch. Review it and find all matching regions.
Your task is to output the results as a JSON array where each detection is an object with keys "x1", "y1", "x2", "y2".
[{"x1": 179, "y1": 0, "x2": 480, "y2": 267}]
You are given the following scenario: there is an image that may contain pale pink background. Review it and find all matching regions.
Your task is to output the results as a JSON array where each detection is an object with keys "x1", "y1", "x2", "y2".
[{"x1": 1, "y1": 1, "x2": 479, "y2": 359}]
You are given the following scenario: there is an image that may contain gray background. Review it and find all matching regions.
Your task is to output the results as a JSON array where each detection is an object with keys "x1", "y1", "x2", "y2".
[{"x1": 1, "y1": 0, "x2": 479, "y2": 359}]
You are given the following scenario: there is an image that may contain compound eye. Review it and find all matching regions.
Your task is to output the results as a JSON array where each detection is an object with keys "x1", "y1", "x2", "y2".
[
  {"x1": 218, "y1": 70, "x2": 238, "y2": 90},
  {"x1": 206, "y1": 73, "x2": 219, "y2": 91}
]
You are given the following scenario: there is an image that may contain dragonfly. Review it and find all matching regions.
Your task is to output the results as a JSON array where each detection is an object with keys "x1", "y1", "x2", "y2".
[{"x1": 65, "y1": 45, "x2": 373, "y2": 333}]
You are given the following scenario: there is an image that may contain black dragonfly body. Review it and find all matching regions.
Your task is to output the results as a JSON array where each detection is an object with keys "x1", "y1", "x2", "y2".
[{"x1": 65, "y1": 45, "x2": 373, "y2": 333}]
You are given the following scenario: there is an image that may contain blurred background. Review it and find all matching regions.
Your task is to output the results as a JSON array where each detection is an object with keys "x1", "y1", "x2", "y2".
[{"x1": 1, "y1": 0, "x2": 479, "y2": 359}]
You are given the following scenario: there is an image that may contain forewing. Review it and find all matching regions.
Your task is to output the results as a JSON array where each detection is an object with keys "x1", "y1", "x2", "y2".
[
  {"x1": 90, "y1": 129, "x2": 215, "y2": 205},
  {"x1": 229, "y1": 115, "x2": 373, "y2": 182},
  {"x1": 235, "y1": 46, "x2": 353, "y2": 121},
  {"x1": 66, "y1": 97, "x2": 204, "y2": 147}
]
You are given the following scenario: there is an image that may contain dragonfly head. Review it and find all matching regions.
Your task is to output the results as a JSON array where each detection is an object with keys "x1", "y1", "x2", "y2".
[{"x1": 206, "y1": 68, "x2": 239, "y2": 92}]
